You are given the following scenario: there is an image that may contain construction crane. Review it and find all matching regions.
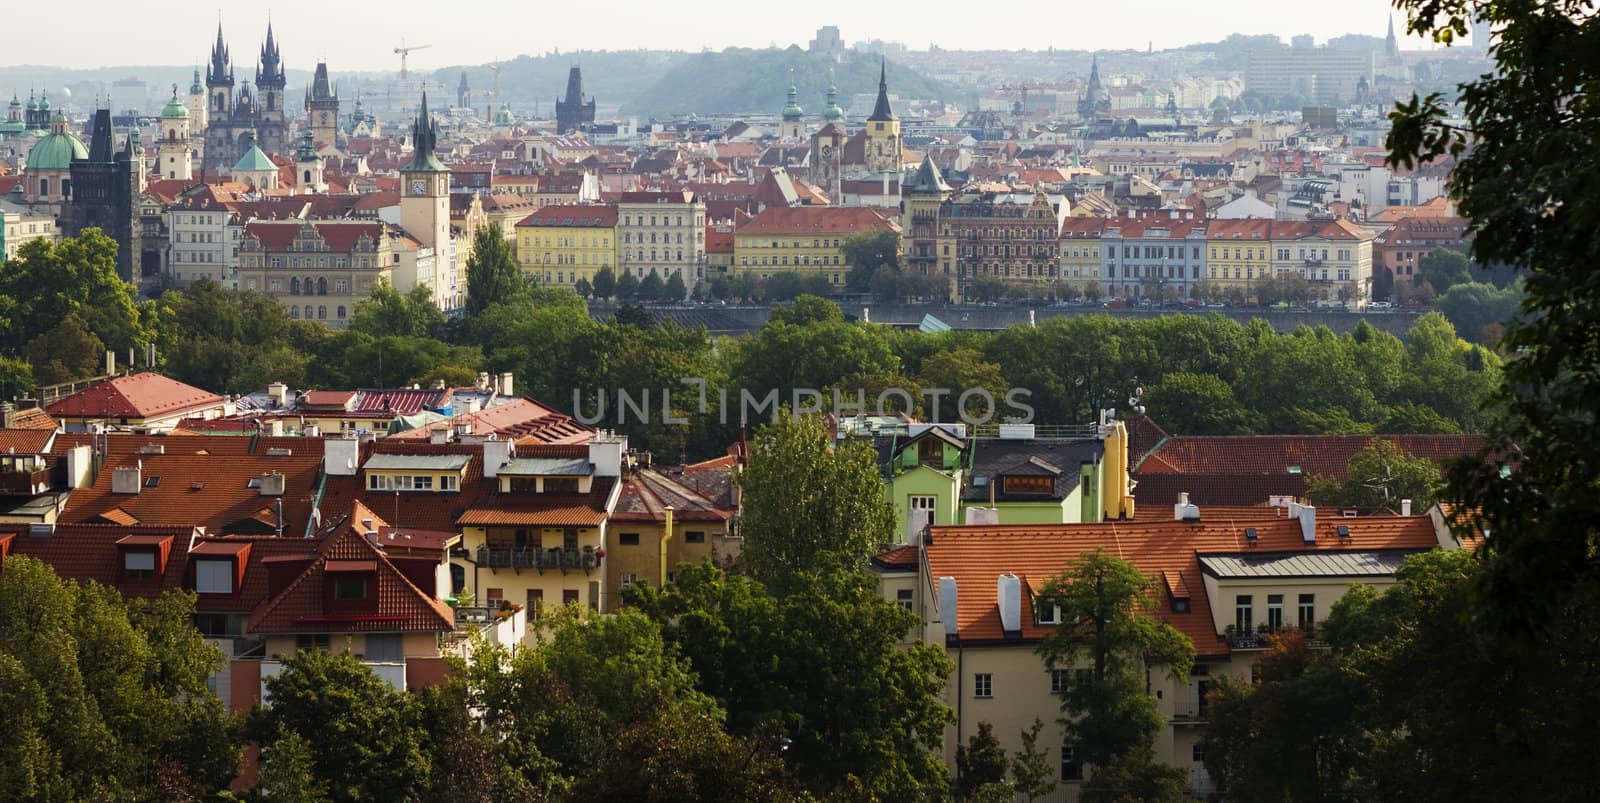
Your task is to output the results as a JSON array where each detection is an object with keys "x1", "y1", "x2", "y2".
[
  {"x1": 395, "y1": 39, "x2": 432, "y2": 81},
  {"x1": 489, "y1": 61, "x2": 502, "y2": 102}
]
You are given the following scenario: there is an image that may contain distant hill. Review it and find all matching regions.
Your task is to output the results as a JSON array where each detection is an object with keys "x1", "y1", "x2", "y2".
[
  {"x1": 424, "y1": 50, "x2": 690, "y2": 115},
  {"x1": 618, "y1": 47, "x2": 960, "y2": 119}
]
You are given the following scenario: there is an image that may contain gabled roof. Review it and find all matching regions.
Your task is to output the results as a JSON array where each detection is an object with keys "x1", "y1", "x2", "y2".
[
  {"x1": 964, "y1": 439, "x2": 1103, "y2": 503},
  {"x1": 246, "y1": 503, "x2": 454, "y2": 635},
  {"x1": 384, "y1": 398, "x2": 592, "y2": 445},
  {"x1": 736, "y1": 206, "x2": 899, "y2": 236},
  {"x1": 46, "y1": 373, "x2": 226, "y2": 420},
  {"x1": 612, "y1": 468, "x2": 732, "y2": 523},
  {"x1": 1136, "y1": 434, "x2": 1485, "y2": 479}
]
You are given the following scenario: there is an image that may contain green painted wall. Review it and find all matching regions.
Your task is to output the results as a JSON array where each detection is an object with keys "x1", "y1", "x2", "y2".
[{"x1": 886, "y1": 464, "x2": 960, "y2": 541}]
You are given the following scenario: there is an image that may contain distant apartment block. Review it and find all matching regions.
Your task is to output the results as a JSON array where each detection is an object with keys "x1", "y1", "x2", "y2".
[{"x1": 1245, "y1": 50, "x2": 1373, "y2": 105}]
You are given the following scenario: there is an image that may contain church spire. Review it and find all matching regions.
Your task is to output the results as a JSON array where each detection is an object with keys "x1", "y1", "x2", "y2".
[
  {"x1": 1385, "y1": 15, "x2": 1400, "y2": 59},
  {"x1": 868, "y1": 57, "x2": 896, "y2": 122},
  {"x1": 208, "y1": 22, "x2": 231, "y2": 84},
  {"x1": 402, "y1": 91, "x2": 447, "y2": 173}
]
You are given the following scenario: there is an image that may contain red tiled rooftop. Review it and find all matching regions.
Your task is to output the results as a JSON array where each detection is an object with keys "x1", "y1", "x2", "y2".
[
  {"x1": 46, "y1": 373, "x2": 226, "y2": 420},
  {"x1": 1135, "y1": 434, "x2": 1486, "y2": 479}
]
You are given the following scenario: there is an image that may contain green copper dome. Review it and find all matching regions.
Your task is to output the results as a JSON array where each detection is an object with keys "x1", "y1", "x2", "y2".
[
  {"x1": 28, "y1": 128, "x2": 89, "y2": 170},
  {"x1": 161, "y1": 94, "x2": 189, "y2": 119},
  {"x1": 782, "y1": 83, "x2": 804, "y2": 121},
  {"x1": 493, "y1": 103, "x2": 514, "y2": 126},
  {"x1": 25, "y1": 95, "x2": 38, "y2": 112},
  {"x1": 822, "y1": 71, "x2": 844, "y2": 123},
  {"x1": 8, "y1": 94, "x2": 20, "y2": 110},
  {"x1": 233, "y1": 142, "x2": 276, "y2": 172}
]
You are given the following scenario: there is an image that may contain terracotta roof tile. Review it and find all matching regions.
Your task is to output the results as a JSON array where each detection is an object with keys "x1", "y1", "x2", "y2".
[
  {"x1": 0, "y1": 429, "x2": 54, "y2": 454},
  {"x1": 925, "y1": 515, "x2": 1441, "y2": 654},
  {"x1": 736, "y1": 206, "x2": 900, "y2": 236},
  {"x1": 612, "y1": 468, "x2": 731, "y2": 523},
  {"x1": 1136, "y1": 434, "x2": 1485, "y2": 479},
  {"x1": 46, "y1": 373, "x2": 226, "y2": 420}
]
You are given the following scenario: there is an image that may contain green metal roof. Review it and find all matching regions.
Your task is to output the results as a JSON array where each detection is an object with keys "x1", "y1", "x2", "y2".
[
  {"x1": 161, "y1": 95, "x2": 189, "y2": 119},
  {"x1": 233, "y1": 143, "x2": 275, "y2": 172},
  {"x1": 363, "y1": 453, "x2": 471, "y2": 472},
  {"x1": 27, "y1": 131, "x2": 88, "y2": 170}
]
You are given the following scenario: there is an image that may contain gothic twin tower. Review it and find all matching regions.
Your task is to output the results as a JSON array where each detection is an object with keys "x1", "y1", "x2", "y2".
[{"x1": 200, "y1": 21, "x2": 339, "y2": 173}]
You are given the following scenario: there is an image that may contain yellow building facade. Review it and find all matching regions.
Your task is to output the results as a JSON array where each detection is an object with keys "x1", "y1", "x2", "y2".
[
  {"x1": 513, "y1": 204, "x2": 619, "y2": 289},
  {"x1": 1058, "y1": 217, "x2": 1108, "y2": 290},
  {"x1": 734, "y1": 207, "x2": 900, "y2": 288},
  {"x1": 1205, "y1": 219, "x2": 1274, "y2": 301}
]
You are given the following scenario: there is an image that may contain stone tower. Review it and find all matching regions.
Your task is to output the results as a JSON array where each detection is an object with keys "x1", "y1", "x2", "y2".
[
  {"x1": 864, "y1": 59, "x2": 901, "y2": 175},
  {"x1": 158, "y1": 87, "x2": 193, "y2": 181},
  {"x1": 555, "y1": 65, "x2": 596, "y2": 134},
  {"x1": 780, "y1": 71, "x2": 806, "y2": 140},
  {"x1": 61, "y1": 108, "x2": 141, "y2": 281},
  {"x1": 255, "y1": 21, "x2": 287, "y2": 154},
  {"x1": 306, "y1": 61, "x2": 340, "y2": 151}
]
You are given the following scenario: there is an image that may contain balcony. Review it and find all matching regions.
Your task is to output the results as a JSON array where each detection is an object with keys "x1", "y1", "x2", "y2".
[
  {"x1": 1170, "y1": 699, "x2": 1206, "y2": 723},
  {"x1": 1224, "y1": 623, "x2": 1320, "y2": 650},
  {"x1": 475, "y1": 545, "x2": 601, "y2": 574},
  {"x1": 0, "y1": 465, "x2": 51, "y2": 496}
]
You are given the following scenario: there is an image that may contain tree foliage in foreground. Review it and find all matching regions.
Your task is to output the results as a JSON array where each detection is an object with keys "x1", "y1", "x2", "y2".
[{"x1": 0, "y1": 556, "x2": 238, "y2": 799}]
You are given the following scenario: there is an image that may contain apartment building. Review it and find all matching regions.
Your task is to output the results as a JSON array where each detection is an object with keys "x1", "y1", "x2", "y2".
[
  {"x1": 734, "y1": 206, "x2": 901, "y2": 288},
  {"x1": 235, "y1": 220, "x2": 400, "y2": 328},
  {"x1": 617, "y1": 190, "x2": 706, "y2": 294},
  {"x1": 1101, "y1": 210, "x2": 1208, "y2": 301},
  {"x1": 513, "y1": 204, "x2": 619, "y2": 289}
]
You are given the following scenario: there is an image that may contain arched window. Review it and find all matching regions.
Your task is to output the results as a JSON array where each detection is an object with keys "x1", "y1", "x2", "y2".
[
  {"x1": 304, "y1": 305, "x2": 313, "y2": 319},
  {"x1": 304, "y1": 276, "x2": 315, "y2": 294},
  {"x1": 303, "y1": 170, "x2": 312, "y2": 184},
  {"x1": 39, "y1": 179, "x2": 48, "y2": 197},
  {"x1": 289, "y1": 277, "x2": 300, "y2": 295},
  {"x1": 318, "y1": 306, "x2": 327, "y2": 320},
  {"x1": 336, "y1": 305, "x2": 346, "y2": 320},
  {"x1": 289, "y1": 306, "x2": 299, "y2": 318},
  {"x1": 317, "y1": 277, "x2": 327, "y2": 295}
]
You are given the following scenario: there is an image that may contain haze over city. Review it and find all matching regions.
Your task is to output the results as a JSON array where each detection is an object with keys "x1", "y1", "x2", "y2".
[{"x1": 6, "y1": 0, "x2": 1440, "y2": 71}]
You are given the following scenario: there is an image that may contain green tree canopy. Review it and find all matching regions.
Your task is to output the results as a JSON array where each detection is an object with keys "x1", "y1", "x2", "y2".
[
  {"x1": 464, "y1": 224, "x2": 524, "y2": 317},
  {"x1": 0, "y1": 228, "x2": 150, "y2": 354},
  {"x1": 0, "y1": 557, "x2": 238, "y2": 799},
  {"x1": 737, "y1": 413, "x2": 896, "y2": 591},
  {"x1": 348, "y1": 282, "x2": 446, "y2": 340},
  {"x1": 590, "y1": 267, "x2": 616, "y2": 299},
  {"x1": 1305, "y1": 438, "x2": 1442, "y2": 510}
]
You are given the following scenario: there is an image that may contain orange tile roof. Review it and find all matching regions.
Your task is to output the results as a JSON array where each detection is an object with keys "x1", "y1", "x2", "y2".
[
  {"x1": 1136, "y1": 434, "x2": 1485, "y2": 479},
  {"x1": 925, "y1": 515, "x2": 1441, "y2": 655},
  {"x1": 457, "y1": 502, "x2": 608, "y2": 528},
  {"x1": 612, "y1": 468, "x2": 731, "y2": 523},
  {"x1": 514, "y1": 204, "x2": 618, "y2": 228},
  {"x1": 247, "y1": 503, "x2": 454, "y2": 635},
  {"x1": 4, "y1": 407, "x2": 57, "y2": 431},
  {"x1": 0, "y1": 428, "x2": 54, "y2": 454},
  {"x1": 386, "y1": 398, "x2": 591, "y2": 445},
  {"x1": 736, "y1": 206, "x2": 900, "y2": 236},
  {"x1": 46, "y1": 373, "x2": 226, "y2": 420}
]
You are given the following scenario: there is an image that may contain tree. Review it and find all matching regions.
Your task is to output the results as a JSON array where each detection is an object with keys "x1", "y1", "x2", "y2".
[
  {"x1": 1035, "y1": 550, "x2": 1195, "y2": 776},
  {"x1": 1433, "y1": 281, "x2": 1521, "y2": 345},
  {"x1": 25, "y1": 313, "x2": 106, "y2": 386},
  {"x1": 615, "y1": 271, "x2": 640, "y2": 300},
  {"x1": 257, "y1": 730, "x2": 331, "y2": 803},
  {"x1": 1011, "y1": 719, "x2": 1057, "y2": 802},
  {"x1": 465, "y1": 224, "x2": 524, "y2": 316},
  {"x1": 737, "y1": 413, "x2": 895, "y2": 592},
  {"x1": 1413, "y1": 247, "x2": 1471, "y2": 294},
  {"x1": 709, "y1": 275, "x2": 732, "y2": 300},
  {"x1": 768, "y1": 295, "x2": 843, "y2": 326},
  {"x1": 1083, "y1": 280, "x2": 1103, "y2": 302},
  {"x1": 0, "y1": 353, "x2": 37, "y2": 397},
  {"x1": 1142, "y1": 371, "x2": 1254, "y2": 435},
  {"x1": 663, "y1": 270, "x2": 688, "y2": 301},
  {"x1": 1305, "y1": 438, "x2": 1442, "y2": 510},
  {"x1": 0, "y1": 228, "x2": 150, "y2": 354},
  {"x1": 956, "y1": 723, "x2": 1010, "y2": 800},
  {"x1": 573, "y1": 277, "x2": 593, "y2": 298},
  {"x1": 915, "y1": 347, "x2": 1009, "y2": 420},
  {"x1": 843, "y1": 230, "x2": 903, "y2": 293},
  {"x1": 612, "y1": 303, "x2": 655, "y2": 329},
  {"x1": 626, "y1": 563, "x2": 954, "y2": 800},
  {"x1": 348, "y1": 282, "x2": 446, "y2": 339},
  {"x1": 248, "y1": 649, "x2": 429, "y2": 802},
  {"x1": 638, "y1": 269, "x2": 665, "y2": 301},
  {"x1": 591, "y1": 267, "x2": 616, "y2": 300},
  {"x1": 967, "y1": 275, "x2": 1008, "y2": 303},
  {"x1": 0, "y1": 557, "x2": 238, "y2": 799}
]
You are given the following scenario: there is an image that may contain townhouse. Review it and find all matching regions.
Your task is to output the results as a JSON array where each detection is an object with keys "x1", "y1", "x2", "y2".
[
  {"x1": 513, "y1": 204, "x2": 619, "y2": 289},
  {"x1": 235, "y1": 220, "x2": 405, "y2": 328},
  {"x1": 894, "y1": 503, "x2": 1468, "y2": 801},
  {"x1": 1058, "y1": 217, "x2": 1108, "y2": 291},
  {"x1": 734, "y1": 206, "x2": 901, "y2": 288},
  {"x1": 1101, "y1": 210, "x2": 1208, "y2": 301},
  {"x1": 1267, "y1": 218, "x2": 1374, "y2": 305},
  {"x1": 617, "y1": 190, "x2": 706, "y2": 293},
  {"x1": 1203, "y1": 218, "x2": 1274, "y2": 303}
]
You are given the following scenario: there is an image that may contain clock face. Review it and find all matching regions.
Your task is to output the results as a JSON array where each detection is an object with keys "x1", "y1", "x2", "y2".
[
  {"x1": 412, "y1": 180, "x2": 427, "y2": 194},
  {"x1": 820, "y1": 145, "x2": 834, "y2": 158}
]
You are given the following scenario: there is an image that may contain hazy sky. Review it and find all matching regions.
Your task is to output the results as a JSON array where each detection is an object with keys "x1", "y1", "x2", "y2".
[{"x1": 7, "y1": 0, "x2": 1430, "y2": 71}]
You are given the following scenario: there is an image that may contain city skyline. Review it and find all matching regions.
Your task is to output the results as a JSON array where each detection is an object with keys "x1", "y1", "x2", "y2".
[{"x1": 4, "y1": 0, "x2": 1450, "y2": 73}]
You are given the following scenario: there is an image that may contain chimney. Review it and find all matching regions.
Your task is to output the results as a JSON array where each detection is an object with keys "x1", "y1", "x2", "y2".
[
  {"x1": 112, "y1": 463, "x2": 142, "y2": 495},
  {"x1": 460, "y1": 396, "x2": 481, "y2": 415},
  {"x1": 475, "y1": 372, "x2": 491, "y2": 391},
  {"x1": 997, "y1": 573, "x2": 1022, "y2": 634},
  {"x1": 324, "y1": 435, "x2": 360, "y2": 477},
  {"x1": 589, "y1": 434, "x2": 626, "y2": 478},
  {"x1": 105, "y1": 350, "x2": 116, "y2": 376},
  {"x1": 482, "y1": 438, "x2": 513, "y2": 479},
  {"x1": 429, "y1": 427, "x2": 449, "y2": 445},
  {"x1": 431, "y1": 379, "x2": 447, "y2": 390},
  {"x1": 259, "y1": 471, "x2": 286, "y2": 497},
  {"x1": 305, "y1": 424, "x2": 321, "y2": 438},
  {"x1": 939, "y1": 577, "x2": 959, "y2": 639},
  {"x1": 1400, "y1": 498, "x2": 1413, "y2": 516},
  {"x1": 1288, "y1": 502, "x2": 1317, "y2": 543},
  {"x1": 497, "y1": 372, "x2": 514, "y2": 397},
  {"x1": 65, "y1": 445, "x2": 94, "y2": 489},
  {"x1": 454, "y1": 421, "x2": 474, "y2": 440},
  {"x1": 267, "y1": 382, "x2": 288, "y2": 408},
  {"x1": 1173, "y1": 491, "x2": 1200, "y2": 522}
]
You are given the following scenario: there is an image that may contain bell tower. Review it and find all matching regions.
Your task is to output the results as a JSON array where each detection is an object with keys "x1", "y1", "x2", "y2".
[
  {"x1": 159, "y1": 86, "x2": 192, "y2": 181},
  {"x1": 864, "y1": 59, "x2": 901, "y2": 174},
  {"x1": 400, "y1": 92, "x2": 451, "y2": 257}
]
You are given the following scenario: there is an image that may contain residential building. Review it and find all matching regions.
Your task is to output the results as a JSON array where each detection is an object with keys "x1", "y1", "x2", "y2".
[
  {"x1": 1101, "y1": 211, "x2": 1208, "y2": 301},
  {"x1": 605, "y1": 465, "x2": 740, "y2": 609},
  {"x1": 166, "y1": 202, "x2": 241, "y2": 288},
  {"x1": 1204, "y1": 219, "x2": 1274, "y2": 302},
  {"x1": 1372, "y1": 216, "x2": 1470, "y2": 298},
  {"x1": 1244, "y1": 48, "x2": 1374, "y2": 105},
  {"x1": 944, "y1": 189, "x2": 1067, "y2": 294},
  {"x1": 911, "y1": 506, "x2": 1462, "y2": 801},
  {"x1": 734, "y1": 206, "x2": 901, "y2": 288},
  {"x1": 45, "y1": 373, "x2": 233, "y2": 432},
  {"x1": 617, "y1": 191, "x2": 706, "y2": 293},
  {"x1": 1267, "y1": 219, "x2": 1375, "y2": 305},
  {"x1": 870, "y1": 424, "x2": 969, "y2": 543},
  {"x1": 1058, "y1": 217, "x2": 1108, "y2": 290},
  {"x1": 452, "y1": 436, "x2": 626, "y2": 616},
  {"x1": 514, "y1": 204, "x2": 619, "y2": 289},
  {"x1": 0, "y1": 200, "x2": 59, "y2": 261},
  {"x1": 960, "y1": 427, "x2": 1107, "y2": 525},
  {"x1": 235, "y1": 220, "x2": 397, "y2": 327}
]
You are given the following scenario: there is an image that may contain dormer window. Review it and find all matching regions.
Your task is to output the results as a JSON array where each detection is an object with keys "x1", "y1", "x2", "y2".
[
  {"x1": 1003, "y1": 475, "x2": 1053, "y2": 495},
  {"x1": 1035, "y1": 598, "x2": 1062, "y2": 625},
  {"x1": 334, "y1": 575, "x2": 369, "y2": 601},
  {"x1": 123, "y1": 551, "x2": 156, "y2": 578},
  {"x1": 195, "y1": 559, "x2": 234, "y2": 594}
]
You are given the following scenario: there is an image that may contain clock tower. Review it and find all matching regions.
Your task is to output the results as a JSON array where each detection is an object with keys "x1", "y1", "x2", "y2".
[
  {"x1": 864, "y1": 59, "x2": 901, "y2": 175},
  {"x1": 400, "y1": 92, "x2": 452, "y2": 304}
]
